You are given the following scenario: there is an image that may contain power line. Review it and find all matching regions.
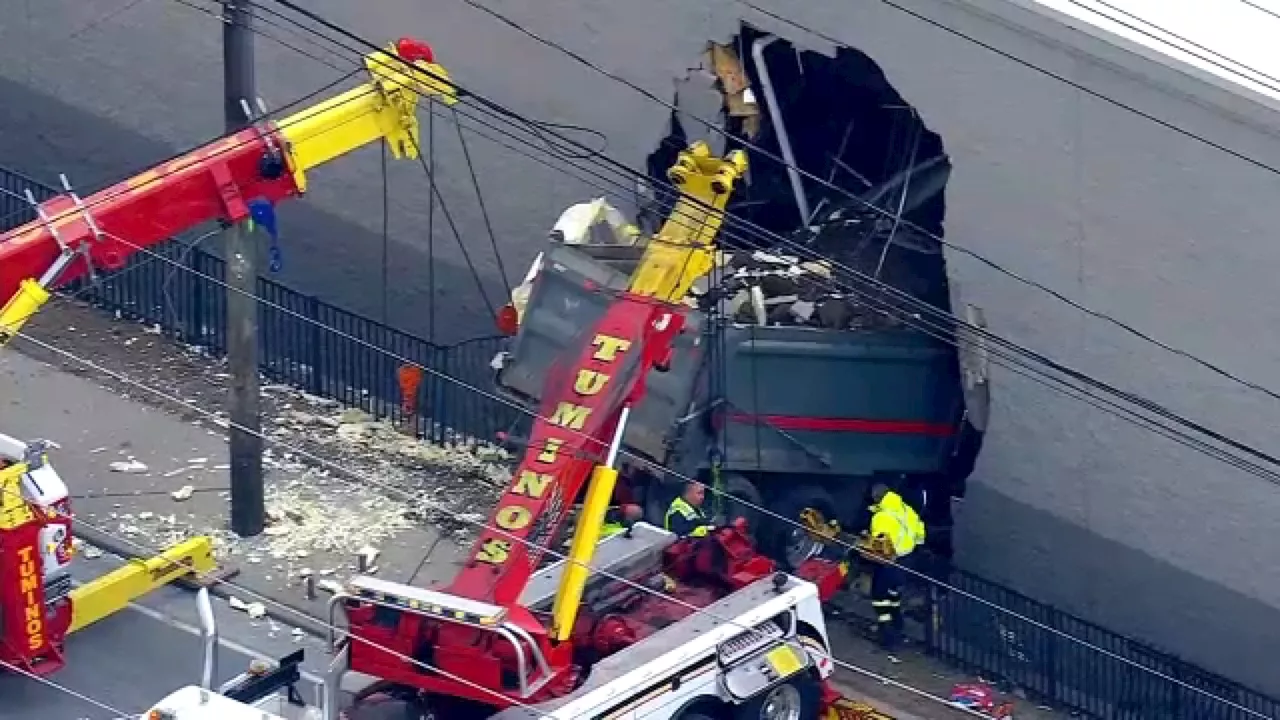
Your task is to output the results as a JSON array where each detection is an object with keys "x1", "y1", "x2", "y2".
[
  {"x1": 0, "y1": 657, "x2": 135, "y2": 716},
  {"x1": 16, "y1": 291, "x2": 1268, "y2": 715},
  {"x1": 5, "y1": 24, "x2": 1277, "y2": 489},
  {"x1": 450, "y1": 0, "x2": 1280, "y2": 405},
  {"x1": 40, "y1": 225, "x2": 1277, "y2": 714},
  {"x1": 727, "y1": 0, "x2": 1280, "y2": 402},
  {"x1": 3, "y1": 50, "x2": 1277, "y2": 488},
  {"x1": 2, "y1": 8, "x2": 1269, "y2": 702},
  {"x1": 240, "y1": 0, "x2": 1280, "y2": 479},
  {"x1": 3, "y1": 88, "x2": 1263, "y2": 705},
  {"x1": 1, "y1": 334, "x2": 990, "y2": 720},
  {"x1": 1067, "y1": 0, "x2": 1280, "y2": 94},
  {"x1": 399, "y1": 105, "x2": 1280, "y2": 484},
  {"x1": 1237, "y1": 0, "x2": 1280, "y2": 23}
]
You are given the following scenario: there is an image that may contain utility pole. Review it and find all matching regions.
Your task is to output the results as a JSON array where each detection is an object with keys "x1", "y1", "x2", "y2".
[{"x1": 223, "y1": 0, "x2": 264, "y2": 537}]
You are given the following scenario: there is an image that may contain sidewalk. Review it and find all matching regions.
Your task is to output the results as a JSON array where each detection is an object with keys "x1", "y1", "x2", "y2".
[
  {"x1": 6, "y1": 301, "x2": 513, "y2": 626},
  {"x1": 6, "y1": 299, "x2": 1061, "y2": 719}
]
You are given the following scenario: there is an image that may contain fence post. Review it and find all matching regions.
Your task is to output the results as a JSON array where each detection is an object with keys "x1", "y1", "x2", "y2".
[
  {"x1": 308, "y1": 295, "x2": 323, "y2": 396},
  {"x1": 189, "y1": 251, "x2": 204, "y2": 345}
]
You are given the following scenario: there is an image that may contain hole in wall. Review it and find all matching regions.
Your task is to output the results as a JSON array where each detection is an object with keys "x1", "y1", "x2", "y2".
[
  {"x1": 642, "y1": 23, "x2": 955, "y2": 314},
  {"x1": 639, "y1": 25, "x2": 982, "y2": 494}
]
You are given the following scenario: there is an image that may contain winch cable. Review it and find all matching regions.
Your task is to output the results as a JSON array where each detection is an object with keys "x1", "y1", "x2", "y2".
[{"x1": 452, "y1": 105, "x2": 512, "y2": 297}]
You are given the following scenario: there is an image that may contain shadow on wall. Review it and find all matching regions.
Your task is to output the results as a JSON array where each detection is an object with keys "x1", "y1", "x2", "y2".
[
  {"x1": 958, "y1": 480, "x2": 1280, "y2": 697},
  {"x1": 0, "y1": 75, "x2": 494, "y2": 344}
]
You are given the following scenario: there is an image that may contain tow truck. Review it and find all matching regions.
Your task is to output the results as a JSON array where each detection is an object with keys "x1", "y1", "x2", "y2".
[
  {"x1": 137, "y1": 138, "x2": 886, "y2": 719},
  {"x1": 0, "y1": 36, "x2": 457, "y2": 677},
  {"x1": 314, "y1": 143, "x2": 889, "y2": 718},
  {"x1": 1, "y1": 35, "x2": 886, "y2": 718}
]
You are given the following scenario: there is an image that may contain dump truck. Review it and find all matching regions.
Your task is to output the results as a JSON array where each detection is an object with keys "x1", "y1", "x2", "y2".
[{"x1": 492, "y1": 157, "x2": 989, "y2": 570}]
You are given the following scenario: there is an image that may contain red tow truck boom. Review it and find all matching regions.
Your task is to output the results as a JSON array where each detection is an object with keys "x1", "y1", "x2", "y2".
[
  {"x1": 0, "y1": 37, "x2": 456, "y2": 676},
  {"x1": 0, "y1": 36, "x2": 453, "y2": 346},
  {"x1": 338, "y1": 143, "x2": 862, "y2": 719}
]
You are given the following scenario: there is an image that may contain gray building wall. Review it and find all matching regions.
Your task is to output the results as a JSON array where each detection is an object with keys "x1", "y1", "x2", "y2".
[{"x1": 2, "y1": 0, "x2": 1279, "y2": 694}]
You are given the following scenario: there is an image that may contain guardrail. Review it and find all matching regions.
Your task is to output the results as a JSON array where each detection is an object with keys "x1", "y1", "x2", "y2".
[{"x1": 4, "y1": 164, "x2": 1278, "y2": 719}]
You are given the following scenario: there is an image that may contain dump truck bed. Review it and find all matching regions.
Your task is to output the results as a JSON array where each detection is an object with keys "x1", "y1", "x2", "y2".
[{"x1": 496, "y1": 243, "x2": 965, "y2": 478}]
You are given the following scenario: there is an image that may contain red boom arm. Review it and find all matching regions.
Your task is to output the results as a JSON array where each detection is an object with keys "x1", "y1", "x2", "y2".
[
  {"x1": 448, "y1": 296, "x2": 684, "y2": 606},
  {"x1": 0, "y1": 128, "x2": 298, "y2": 302}
]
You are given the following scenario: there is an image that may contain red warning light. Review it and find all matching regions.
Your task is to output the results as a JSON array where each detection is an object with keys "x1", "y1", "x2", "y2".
[
  {"x1": 395, "y1": 38, "x2": 435, "y2": 64},
  {"x1": 496, "y1": 305, "x2": 520, "y2": 336}
]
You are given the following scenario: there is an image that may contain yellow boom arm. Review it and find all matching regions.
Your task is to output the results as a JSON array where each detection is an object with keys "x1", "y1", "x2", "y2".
[
  {"x1": 550, "y1": 143, "x2": 747, "y2": 641},
  {"x1": 0, "y1": 38, "x2": 456, "y2": 349},
  {"x1": 276, "y1": 39, "x2": 458, "y2": 193},
  {"x1": 626, "y1": 142, "x2": 748, "y2": 301}
]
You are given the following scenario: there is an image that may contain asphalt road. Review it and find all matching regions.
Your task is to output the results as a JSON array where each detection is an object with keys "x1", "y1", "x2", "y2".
[{"x1": 0, "y1": 554, "x2": 330, "y2": 719}]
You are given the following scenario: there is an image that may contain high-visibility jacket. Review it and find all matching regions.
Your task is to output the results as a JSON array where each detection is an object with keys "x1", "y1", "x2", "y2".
[
  {"x1": 664, "y1": 497, "x2": 713, "y2": 538},
  {"x1": 601, "y1": 506, "x2": 627, "y2": 538},
  {"x1": 869, "y1": 490, "x2": 926, "y2": 557}
]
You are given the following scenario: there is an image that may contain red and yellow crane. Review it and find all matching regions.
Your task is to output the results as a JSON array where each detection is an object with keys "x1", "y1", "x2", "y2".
[
  {"x1": 0, "y1": 33, "x2": 872, "y2": 717},
  {"x1": 0, "y1": 36, "x2": 456, "y2": 676}
]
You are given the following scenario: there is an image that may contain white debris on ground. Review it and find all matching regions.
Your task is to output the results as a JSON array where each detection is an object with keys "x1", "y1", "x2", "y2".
[
  {"x1": 263, "y1": 390, "x2": 513, "y2": 542},
  {"x1": 86, "y1": 383, "x2": 514, "y2": 575},
  {"x1": 108, "y1": 458, "x2": 149, "y2": 474},
  {"x1": 31, "y1": 301, "x2": 518, "y2": 581}
]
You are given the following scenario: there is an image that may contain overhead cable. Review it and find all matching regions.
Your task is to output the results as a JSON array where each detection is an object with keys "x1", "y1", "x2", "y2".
[
  {"x1": 0, "y1": 332, "x2": 990, "y2": 720},
  {"x1": 452, "y1": 0, "x2": 1280, "y2": 404},
  {"x1": 2, "y1": 58, "x2": 1278, "y2": 486},
  {"x1": 2, "y1": 8, "x2": 1269, "y2": 707},
  {"x1": 28, "y1": 226, "x2": 1275, "y2": 715},
  {"x1": 234, "y1": 0, "x2": 1280, "y2": 480}
]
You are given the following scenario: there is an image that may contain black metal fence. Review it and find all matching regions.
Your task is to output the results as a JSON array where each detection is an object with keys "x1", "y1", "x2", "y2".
[
  {"x1": 4, "y1": 165, "x2": 1279, "y2": 719},
  {"x1": 1, "y1": 167, "x2": 519, "y2": 446},
  {"x1": 923, "y1": 569, "x2": 1280, "y2": 719}
]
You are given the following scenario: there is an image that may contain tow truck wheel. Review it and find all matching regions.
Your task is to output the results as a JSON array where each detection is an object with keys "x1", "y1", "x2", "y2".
[
  {"x1": 343, "y1": 682, "x2": 434, "y2": 720},
  {"x1": 734, "y1": 674, "x2": 821, "y2": 720}
]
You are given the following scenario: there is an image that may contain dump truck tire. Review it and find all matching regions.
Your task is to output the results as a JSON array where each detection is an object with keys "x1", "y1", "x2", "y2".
[
  {"x1": 722, "y1": 473, "x2": 763, "y2": 538},
  {"x1": 759, "y1": 483, "x2": 836, "y2": 572}
]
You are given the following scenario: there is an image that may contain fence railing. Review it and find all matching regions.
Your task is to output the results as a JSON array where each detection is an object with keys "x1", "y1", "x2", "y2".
[
  {"x1": 2, "y1": 169, "x2": 519, "y2": 446},
  {"x1": 923, "y1": 568, "x2": 1280, "y2": 719},
  {"x1": 4, "y1": 165, "x2": 1278, "y2": 719}
]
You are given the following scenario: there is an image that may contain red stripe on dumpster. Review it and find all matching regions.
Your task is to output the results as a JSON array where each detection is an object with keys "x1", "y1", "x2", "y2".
[{"x1": 726, "y1": 413, "x2": 954, "y2": 436}]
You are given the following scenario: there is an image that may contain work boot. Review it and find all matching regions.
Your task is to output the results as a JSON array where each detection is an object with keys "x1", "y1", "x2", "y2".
[{"x1": 875, "y1": 621, "x2": 900, "y2": 653}]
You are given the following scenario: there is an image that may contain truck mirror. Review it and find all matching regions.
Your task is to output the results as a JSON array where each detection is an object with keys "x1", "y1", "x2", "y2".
[{"x1": 196, "y1": 588, "x2": 219, "y2": 691}]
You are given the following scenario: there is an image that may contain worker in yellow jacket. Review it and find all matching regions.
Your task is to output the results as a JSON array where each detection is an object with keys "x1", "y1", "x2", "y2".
[
  {"x1": 866, "y1": 483, "x2": 926, "y2": 651},
  {"x1": 664, "y1": 481, "x2": 716, "y2": 538}
]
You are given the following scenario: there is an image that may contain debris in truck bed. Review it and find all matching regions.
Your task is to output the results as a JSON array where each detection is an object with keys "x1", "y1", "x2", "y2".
[{"x1": 698, "y1": 245, "x2": 909, "y2": 332}]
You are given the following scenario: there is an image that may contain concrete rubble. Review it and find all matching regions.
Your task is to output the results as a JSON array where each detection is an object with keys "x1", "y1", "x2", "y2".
[
  {"x1": 695, "y1": 249, "x2": 907, "y2": 331},
  {"x1": 90, "y1": 384, "x2": 514, "y2": 573}
]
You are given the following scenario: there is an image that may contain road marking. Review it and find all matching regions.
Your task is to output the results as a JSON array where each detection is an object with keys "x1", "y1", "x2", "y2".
[
  {"x1": 69, "y1": 573, "x2": 326, "y2": 687},
  {"x1": 122, "y1": 601, "x2": 326, "y2": 686}
]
